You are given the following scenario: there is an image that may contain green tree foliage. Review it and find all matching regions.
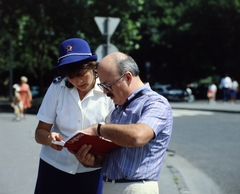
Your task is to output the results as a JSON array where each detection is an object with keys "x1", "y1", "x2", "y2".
[
  {"x1": 0, "y1": 0, "x2": 240, "y2": 96},
  {"x1": 123, "y1": 0, "x2": 240, "y2": 86}
]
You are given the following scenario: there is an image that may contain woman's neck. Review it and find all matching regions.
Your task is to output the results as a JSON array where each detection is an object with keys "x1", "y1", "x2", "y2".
[{"x1": 78, "y1": 79, "x2": 96, "y2": 100}]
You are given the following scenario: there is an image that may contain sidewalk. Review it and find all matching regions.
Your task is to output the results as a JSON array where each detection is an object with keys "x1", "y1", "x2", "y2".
[{"x1": 170, "y1": 100, "x2": 240, "y2": 113}]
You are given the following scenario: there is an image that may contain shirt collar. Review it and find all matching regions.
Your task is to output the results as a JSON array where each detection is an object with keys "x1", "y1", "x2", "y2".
[
  {"x1": 120, "y1": 83, "x2": 151, "y2": 109},
  {"x1": 93, "y1": 78, "x2": 103, "y2": 93},
  {"x1": 126, "y1": 83, "x2": 150, "y2": 101}
]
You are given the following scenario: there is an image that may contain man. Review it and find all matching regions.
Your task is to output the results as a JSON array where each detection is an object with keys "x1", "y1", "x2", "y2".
[
  {"x1": 219, "y1": 73, "x2": 232, "y2": 102},
  {"x1": 75, "y1": 52, "x2": 173, "y2": 194}
]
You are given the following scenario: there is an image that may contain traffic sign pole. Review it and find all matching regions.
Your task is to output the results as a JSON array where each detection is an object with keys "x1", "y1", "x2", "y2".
[
  {"x1": 94, "y1": 16, "x2": 121, "y2": 61},
  {"x1": 104, "y1": 18, "x2": 109, "y2": 56}
]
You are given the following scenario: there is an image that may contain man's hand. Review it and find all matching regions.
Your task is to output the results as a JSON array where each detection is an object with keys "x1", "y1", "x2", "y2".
[
  {"x1": 81, "y1": 124, "x2": 98, "y2": 136},
  {"x1": 73, "y1": 144, "x2": 103, "y2": 167}
]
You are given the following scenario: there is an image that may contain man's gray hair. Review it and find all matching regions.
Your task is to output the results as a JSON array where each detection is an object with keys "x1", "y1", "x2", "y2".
[{"x1": 114, "y1": 53, "x2": 140, "y2": 76}]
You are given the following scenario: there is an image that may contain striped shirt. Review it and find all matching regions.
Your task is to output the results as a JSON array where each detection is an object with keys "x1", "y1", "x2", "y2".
[{"x1": 102, "y1": 83, "x2": 173, "y2": 180}]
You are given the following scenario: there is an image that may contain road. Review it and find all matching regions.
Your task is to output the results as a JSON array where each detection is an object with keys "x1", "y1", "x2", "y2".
[
  {"x1": 0, "y1": 113, "x2": 40, "y2": 193},
  {"x1": 0, "y1": 109, "x2": 239, "y2": 194},
  {"x1": 168, "y1": 109, "x2": 240, "y2": 194}
]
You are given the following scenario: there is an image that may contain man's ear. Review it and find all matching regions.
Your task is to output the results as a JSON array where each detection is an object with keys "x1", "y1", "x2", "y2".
[{"x1": 124, "y1": 71, "x2": 132, "y2": 83}]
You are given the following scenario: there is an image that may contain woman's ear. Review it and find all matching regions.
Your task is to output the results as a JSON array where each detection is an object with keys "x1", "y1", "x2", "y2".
[{"x1": 93, "y1": 69, "x2": 98, "y2": 78}]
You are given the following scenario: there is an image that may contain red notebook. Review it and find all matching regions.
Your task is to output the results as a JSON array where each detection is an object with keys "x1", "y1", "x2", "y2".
[{"x1": 52, "y1": 131, "x2": 120, "y2": 156}]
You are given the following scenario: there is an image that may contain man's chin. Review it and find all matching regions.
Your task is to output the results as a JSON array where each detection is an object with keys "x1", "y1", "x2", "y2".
[{"x1": 107, "y1": 94, "x2": 117, "y2": 103}]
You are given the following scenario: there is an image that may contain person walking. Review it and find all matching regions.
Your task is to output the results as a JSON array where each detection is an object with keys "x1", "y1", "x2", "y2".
[
  {"x1": 75, "y1": 52, "x2": 173, "y2": 194},
  {"x1": 18, "y1": 76, "x2": 32, "y2": 118},
  {"x1": 11, "y1": 84, "x2": 23, "y2": 121},
  {"x1": 207, "y1": 82, "x2": 217, "y2": 104},
  {"x1": 219, "y1": 73, "x2": 232, "y2": 103},
  {"x1": 230, "y1": 78, "x2": 239, "y2": 104},
  {"x1": 34, "y1": 38, "x2": 115, "y2": 194}
]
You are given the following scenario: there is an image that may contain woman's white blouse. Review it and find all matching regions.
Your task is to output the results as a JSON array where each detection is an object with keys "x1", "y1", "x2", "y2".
[{"x1": 37, "y1": 78, "x2": 114, "y2": 174}]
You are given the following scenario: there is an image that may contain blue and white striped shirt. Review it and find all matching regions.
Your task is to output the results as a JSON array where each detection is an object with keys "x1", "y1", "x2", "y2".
[{"x1": 102, "y1": 83, "x2": 173, "y2": 180}]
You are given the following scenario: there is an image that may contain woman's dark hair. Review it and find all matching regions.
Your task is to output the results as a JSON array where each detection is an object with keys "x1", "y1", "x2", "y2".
[{"x1": 57, "y1": 60, "x2": 98, "y2": 88}]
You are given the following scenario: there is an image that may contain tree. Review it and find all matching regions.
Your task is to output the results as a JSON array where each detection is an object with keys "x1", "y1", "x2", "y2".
[{"x1": 1, "y1": 0, "x2": 240, "y2": 98}]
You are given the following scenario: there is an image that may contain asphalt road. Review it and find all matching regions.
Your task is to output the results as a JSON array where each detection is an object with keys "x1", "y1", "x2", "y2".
[
  {"x1": 168, "y1": 109, "x2": 240, "y2": 194},
  {"x1": 1, "y1": 107, "x2": 239, "y2": 194},
  {"x1": 0, "y1": 113, "x2": 41, "y2": 194}
]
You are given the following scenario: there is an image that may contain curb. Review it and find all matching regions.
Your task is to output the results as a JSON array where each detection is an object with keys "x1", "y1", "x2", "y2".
[
  {"x1": 171, "y1": 106, "x2": 240, "y2": 114},
  {"x1": 166, "y1": 150, "x2": 191, "y2": 194},
  {"x1": 170, "y1": 101, "x2": 240, "y2": 114},
  {"x1": 169, "y1": 166, "x2": 191, "y2": 194},
  {"x1": 164, "y1": 151, "x2": 223, "y2": 194}
]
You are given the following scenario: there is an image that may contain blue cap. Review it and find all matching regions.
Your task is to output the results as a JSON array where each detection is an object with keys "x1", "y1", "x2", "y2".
[{"x1": 54, "y1": 38, "x2": 97, "y2": 68}]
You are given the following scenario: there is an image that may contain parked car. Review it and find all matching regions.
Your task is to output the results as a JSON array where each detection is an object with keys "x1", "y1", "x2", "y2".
[
  {"x1": 151, "y1": 83, "x2": 194, "y2": 103},
  {"x1": 31, "y1": 86, "x2": 40, "y2": 98}
]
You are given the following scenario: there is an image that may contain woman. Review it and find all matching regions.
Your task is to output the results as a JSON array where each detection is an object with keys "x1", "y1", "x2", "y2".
[
  {"x1": 230, "y1": 78, "x2": 239, "y2": 104},
  {"x1": 19, "y1": 76, "x2": 32, "y2": 118},
  {"x1": 34, "y1": 38, "x2": 115, "y2": 194}
]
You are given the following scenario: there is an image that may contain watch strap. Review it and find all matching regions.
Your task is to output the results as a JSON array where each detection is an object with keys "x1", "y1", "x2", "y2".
[{"x1": 97, "y1": 122, "x2": 105, "y2": 136}]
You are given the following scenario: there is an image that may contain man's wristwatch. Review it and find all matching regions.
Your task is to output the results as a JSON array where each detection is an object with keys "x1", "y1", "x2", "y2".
[{"x1": 97, "y1": 122, "x2": 105, "y2": 136}]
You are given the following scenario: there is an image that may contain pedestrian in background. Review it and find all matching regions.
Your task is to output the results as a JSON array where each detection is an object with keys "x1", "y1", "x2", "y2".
[
  {"x1": 75, "y1": 52, "x2": 173, "y2": 194},
  {"x1": 230, "y1": 78, "x2": 239, "y2": 104},
  {"x1": 207, "y1": 82, "x2": 217, "y2": 104},
  {"x1": 219, "y1": 73, "x2": 232, "y2": 103},
  {"x1": 11, "y1": 84, "x2": 23, "y2": 121},
  {"x1": 34, "y1": 38, "x2": 115, "y2": 194},
  {"x1": 19, "y1": 76, "x2": 32, "y2": 118}
]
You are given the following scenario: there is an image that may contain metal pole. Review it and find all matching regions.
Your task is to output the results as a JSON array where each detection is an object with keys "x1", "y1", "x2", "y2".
[
  {"x1": 104, "y1": 17, "x2": 109, "y2": 56},
  {"x1": 9, "y1": 34, "x2": 13, "y2": 101}
]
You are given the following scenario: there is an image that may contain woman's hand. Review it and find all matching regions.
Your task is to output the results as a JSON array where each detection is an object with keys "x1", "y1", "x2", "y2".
[
  {"x1": 35, "y1": 121, "x2": 63, "y2": 151},
  {"x1": 49, "y1": 132, "x2": 64, "y2": 151}
]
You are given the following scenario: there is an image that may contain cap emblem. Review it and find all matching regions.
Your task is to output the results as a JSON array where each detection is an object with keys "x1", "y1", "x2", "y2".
[{"x1": 66, "y1": 45, "x2": 72, "y2": 52}]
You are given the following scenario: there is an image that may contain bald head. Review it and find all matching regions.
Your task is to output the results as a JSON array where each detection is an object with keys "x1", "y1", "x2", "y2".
[
  {"x1": 98, "y1": 52, "x2": 140, "y2": 77},
  {"x1": 97, "y1": 52, "x2": 143, "y2": 105},
  {"x1": 98, "y1": 52, "x2": 127, "y2": 74}
]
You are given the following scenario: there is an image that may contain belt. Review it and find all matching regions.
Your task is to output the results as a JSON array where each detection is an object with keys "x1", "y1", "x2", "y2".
[{"x1": 103, "y1": 176, "x2": 152, "y2": 183}]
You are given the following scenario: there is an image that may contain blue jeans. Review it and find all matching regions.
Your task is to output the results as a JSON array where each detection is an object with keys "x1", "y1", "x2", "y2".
[{"x1": 223, "y1": 87, "x2": 230, "y2": 102}]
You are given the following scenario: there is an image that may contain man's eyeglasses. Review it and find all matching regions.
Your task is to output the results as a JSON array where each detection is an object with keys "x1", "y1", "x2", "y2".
[{"x1": 98, "y1": 74, "x2": 125, "y2": 92}]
